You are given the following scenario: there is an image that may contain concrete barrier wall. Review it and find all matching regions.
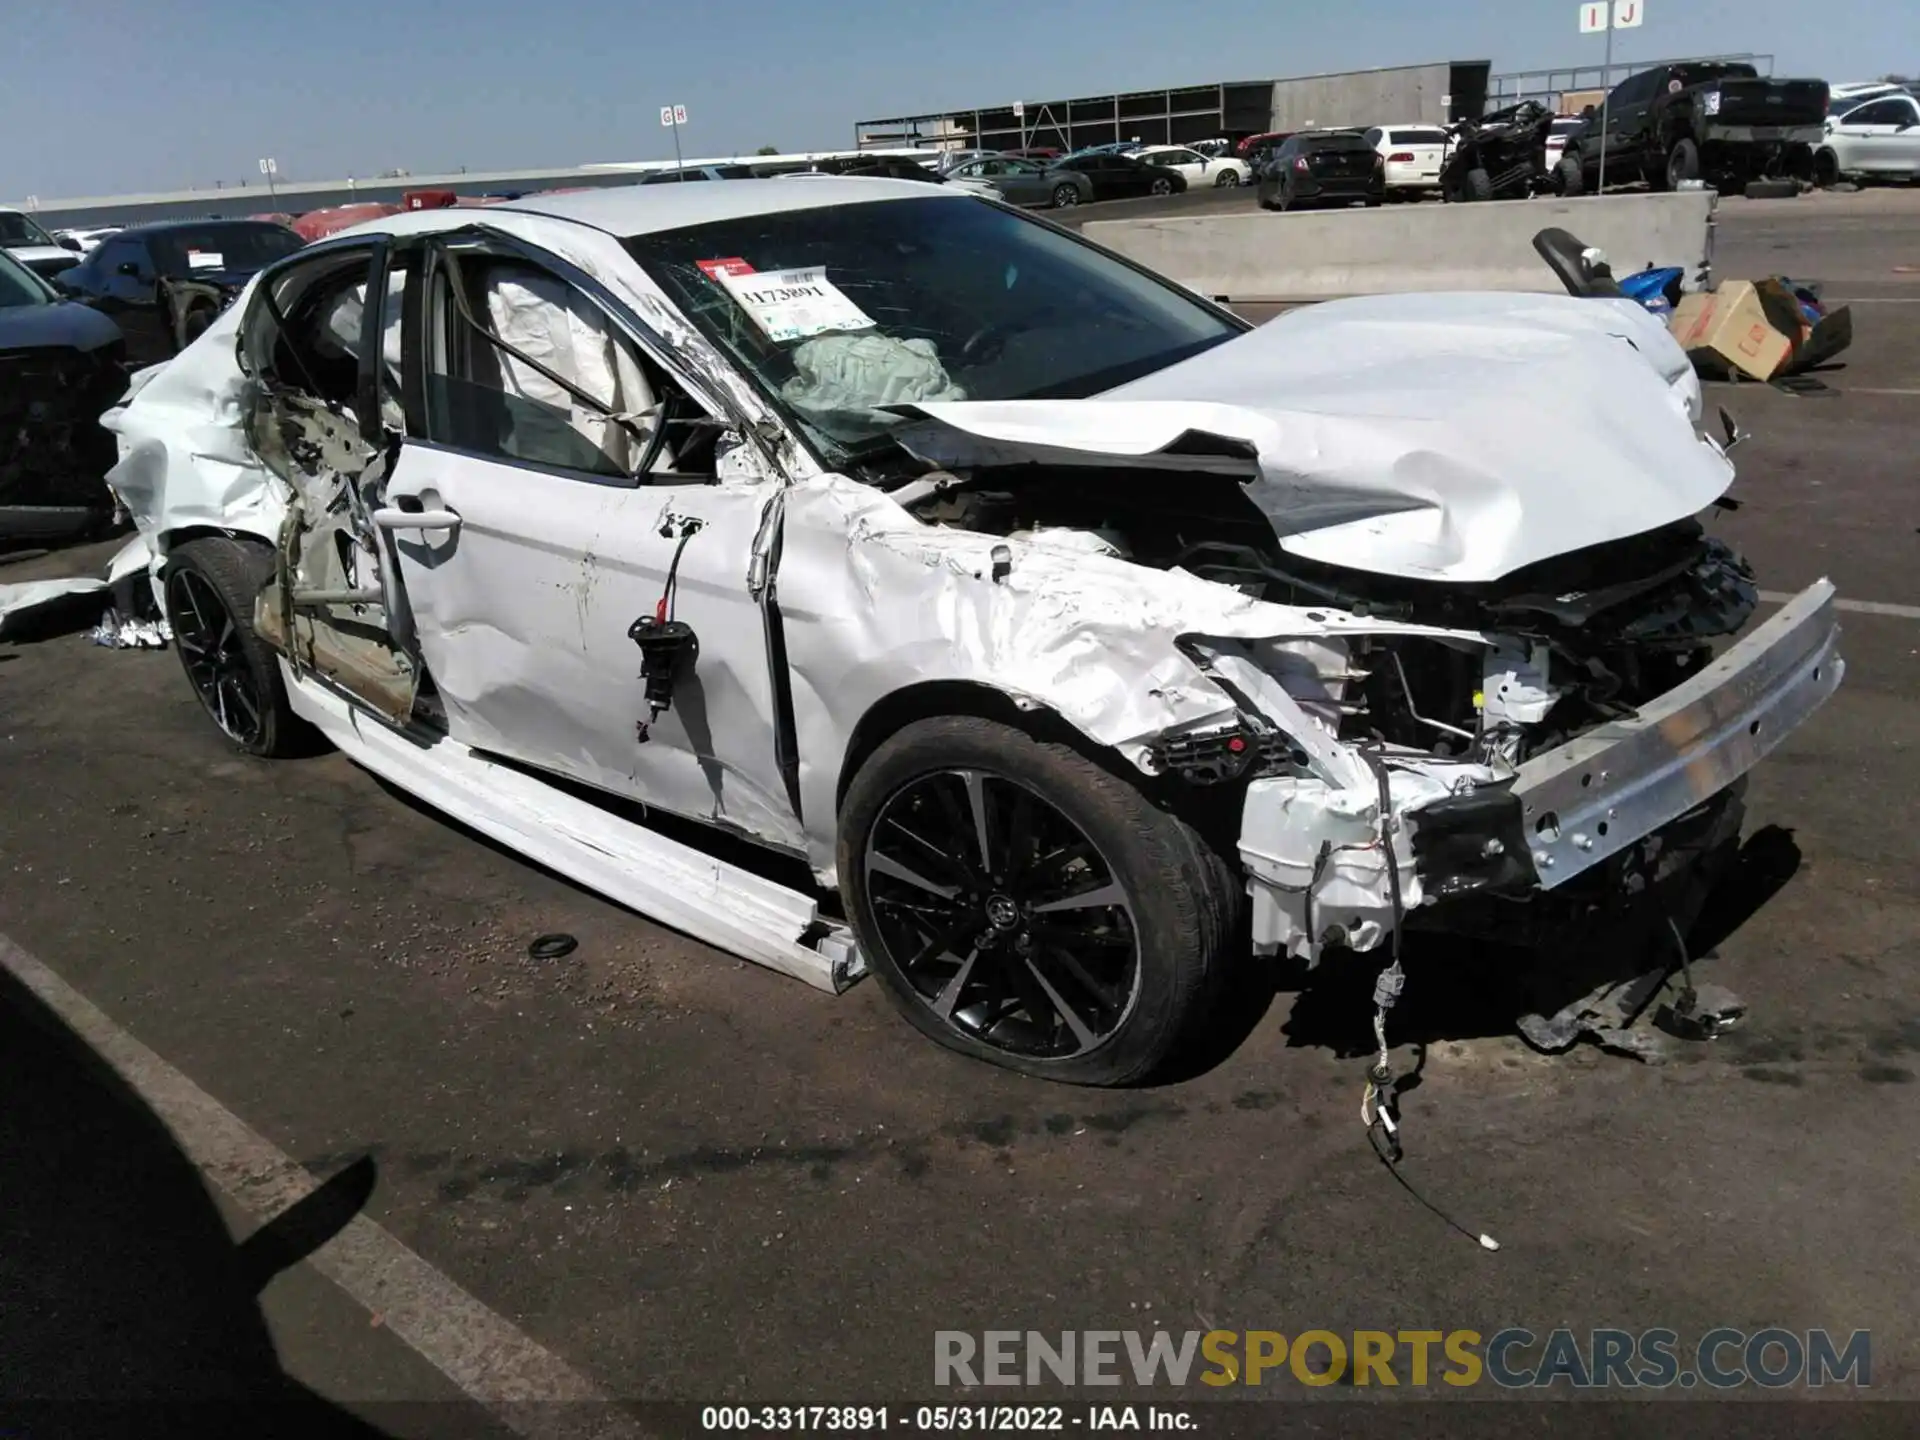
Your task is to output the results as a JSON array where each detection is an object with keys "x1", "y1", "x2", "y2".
[{"x1": 1081, "y1": 191, "x2": 1717, "y2": 302}]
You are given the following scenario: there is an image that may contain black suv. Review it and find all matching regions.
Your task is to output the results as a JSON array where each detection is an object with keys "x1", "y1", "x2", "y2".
[
  {"x1": 1558, "y1": 61, "x2": 1829, "y2": 194},
  {"x1": 53, "y1": 219, "x2": 304, "y2": 367}
]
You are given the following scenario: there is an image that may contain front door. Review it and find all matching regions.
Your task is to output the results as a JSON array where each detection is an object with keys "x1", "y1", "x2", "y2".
[{"x1": 382, "y1": 232, "x2": 805, "y2": 850}]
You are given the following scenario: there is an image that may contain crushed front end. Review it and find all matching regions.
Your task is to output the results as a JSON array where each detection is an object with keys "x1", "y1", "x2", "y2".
[{"x1": 1193, "y1": 524, "x2": 1844, "y2": 962}]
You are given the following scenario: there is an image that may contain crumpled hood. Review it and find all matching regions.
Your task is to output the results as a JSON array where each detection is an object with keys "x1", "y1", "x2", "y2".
[{"x1": 907, "y1": 291, "x2": 1732, "y2": 583}]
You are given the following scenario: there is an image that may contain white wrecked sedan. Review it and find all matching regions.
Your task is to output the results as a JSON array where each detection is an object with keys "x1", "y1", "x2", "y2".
[{"x1": 104, "y1": 182, "x2": 1843, "y2": 1084}]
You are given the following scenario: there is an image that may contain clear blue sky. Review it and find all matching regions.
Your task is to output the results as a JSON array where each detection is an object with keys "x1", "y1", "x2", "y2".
[{"x1": 6, "y1": 0, "x2": 1914, "y2": 199}]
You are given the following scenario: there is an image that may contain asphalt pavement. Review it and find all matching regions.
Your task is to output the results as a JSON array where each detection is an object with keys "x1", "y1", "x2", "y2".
[{"x1": 2, "y1": 188, "x2": 1917, "y2": 1437}]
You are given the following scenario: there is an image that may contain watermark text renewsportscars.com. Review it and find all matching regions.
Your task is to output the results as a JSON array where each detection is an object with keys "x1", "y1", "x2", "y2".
[{"x1": 934, "y1": 1328, "x2": 1872, "y2": 1390}]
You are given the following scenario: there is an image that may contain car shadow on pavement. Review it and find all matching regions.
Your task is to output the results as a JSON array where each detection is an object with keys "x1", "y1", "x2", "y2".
[
  {"x1": 0, "y1": 965, "x2": 396, "y2": 1439},
  {"x1": 1274, "y1": 825, "x2": 1805, "y2": 1060}
]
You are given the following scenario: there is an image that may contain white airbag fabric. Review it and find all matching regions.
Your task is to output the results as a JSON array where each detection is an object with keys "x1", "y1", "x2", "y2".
[{"x1": 782, "y1": 333, "x2": 965, "y2": 426}]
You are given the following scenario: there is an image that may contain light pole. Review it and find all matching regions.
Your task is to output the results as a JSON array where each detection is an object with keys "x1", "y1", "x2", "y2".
[
  {"x1": 1581, "y1": 0, "x2": 1645, "y2": 194},
  {"x1": 258, "y1": 156, "x2": 279, "y2": 203},
  {"x1": 660, "y1": 105, "x2": 688, "y2": 180}
]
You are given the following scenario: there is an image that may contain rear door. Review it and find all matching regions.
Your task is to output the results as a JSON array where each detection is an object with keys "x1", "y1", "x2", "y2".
[
  {"x1": 382, "y1": 227, "x2": 807, "y2": 849},
  {"x1": 82, "y1": 234, "x2": 169, "y2": 363}
]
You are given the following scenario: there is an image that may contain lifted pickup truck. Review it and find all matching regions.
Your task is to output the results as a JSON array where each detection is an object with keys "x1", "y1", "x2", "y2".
[{"x1": 1559, "y1": 61, "x2": 1829, "y2": 195}]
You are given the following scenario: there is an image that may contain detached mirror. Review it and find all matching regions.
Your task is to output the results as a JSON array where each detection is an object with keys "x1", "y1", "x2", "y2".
[{"x1": 58, "y1": 236, "x2": 82, "y2": 252}]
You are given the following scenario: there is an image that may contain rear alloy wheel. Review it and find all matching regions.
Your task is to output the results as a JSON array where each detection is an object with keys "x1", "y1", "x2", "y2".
[
  {"x1": 1150, "y1": 177, "x2": 1174, "y2": 196},
  {"x1": 1214, "y1": 169, "x2": 1241, "y2": 187},
  {"x1": 840, "y1": 716, "x2": 1236, "y2": 1085},
  {"x1": 164, "y1": 537, "x2": 314, "y2": 758},
  {"x1": 177, "y1": 305, "x2": 216, "y2": 351},
  {"x1": 1051, "y1": 183, "x2": 1080, "y2": 209}
]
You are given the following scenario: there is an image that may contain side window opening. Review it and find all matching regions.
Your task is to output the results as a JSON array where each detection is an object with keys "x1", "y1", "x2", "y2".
[{"x1": 423, "y1": 251, "x2": 718, "y2": 483}]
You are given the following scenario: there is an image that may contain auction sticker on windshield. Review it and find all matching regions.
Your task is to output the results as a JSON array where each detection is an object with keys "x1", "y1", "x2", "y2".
[
  {"x1": 717, "y1": 265, "x2": 875, "y2": 343},
  {"x1": 187, "y1": 251, "x2": 224, "y2": 269}
]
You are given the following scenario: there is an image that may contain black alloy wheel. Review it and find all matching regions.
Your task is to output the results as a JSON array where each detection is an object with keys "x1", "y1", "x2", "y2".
[
  {"x1": 862, "y1": 767, "x2": 1142, "y2": 1062},
  {"x1": 1150, "y1": 176, "x2": 1174, "y2": 195},
  {"x1": 1052, "y1": 183, "x2": 1080, "y2": 208},
  {"x1": 167, "y1": 566, "x2": 265, "y2": 748}
]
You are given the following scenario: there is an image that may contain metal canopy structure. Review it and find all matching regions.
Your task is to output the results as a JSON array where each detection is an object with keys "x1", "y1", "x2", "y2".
[
  {"x1": 1487, "y1": 52, "x2": 1775, "y2": 109},
  {"x1": 857, "y1": 80, "x2": 1280, "y2": 154},
  {"x1": 856, "y1": 62, "x2": 1490, "y2": 153}
]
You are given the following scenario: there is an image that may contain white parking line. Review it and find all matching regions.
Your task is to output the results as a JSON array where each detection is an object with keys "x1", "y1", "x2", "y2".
[
  {"x1": 1759, "y1": 590, "x2": 1920, "y2": 620},
  {"x1": 0, "y1": 933, "x2": 642, "y2": 1440},
  {"x1": 1844, "y1": 387, "x2": 1920, "y2": 397}
]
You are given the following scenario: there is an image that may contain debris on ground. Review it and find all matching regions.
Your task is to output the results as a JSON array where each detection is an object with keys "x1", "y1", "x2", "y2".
[
  {"x1": 1669, "y1": 277, "x2": 1853, "y2": 384},
  {"x1": 88, "y1": 609, "x2": 171, "y2": 649},
  {"x1": 1517, "y1": 965, "x2": 1677, "y2": 1062},
  {"x1": 0, "y1": 577, "x2": 108, "y2": 640}
]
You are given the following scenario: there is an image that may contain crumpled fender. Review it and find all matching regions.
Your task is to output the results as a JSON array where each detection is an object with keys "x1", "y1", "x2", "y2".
[
  {"x1": 778, "y1": 475, "x2": 1488, "y2": 856},
  {"x1": 101, "y1": 286, "x2": 285, "y2": 562}
]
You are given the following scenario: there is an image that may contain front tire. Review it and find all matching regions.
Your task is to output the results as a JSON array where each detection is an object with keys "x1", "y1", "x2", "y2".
[
  {"x1": 1149, "y1": 177, "x2": 1173, "y2": 196},
  {"x1": 1666, "y1": 137, "x2": 1701, "y2": 190},
  {"x1": 1465, "y1": 166, "x2": 1494, "y2": 202},
  {"x1": 1051, "y1": 183, "x2": 1079, "y2": 209},
  {"x1": 839, "y1": 716, "x2": 1237, "y2": 1086},
  {"x1": 163, "y1": 537, "x2": 313, "y2": 758},
  {"x1": 1214, "y1": 169, "x2": 1241, "y2": 187},
  {"x1": 1557, "y1": 154, "x2": 1586, "y2": 196},
  {"x1": 1813, "y1": 148, "x2": 1840, "y2": 188}
]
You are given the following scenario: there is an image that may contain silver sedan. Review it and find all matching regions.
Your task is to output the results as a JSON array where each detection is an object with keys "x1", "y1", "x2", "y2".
[{"x1": 945, "y1": 156, "x2": 1094, "y2": 209}]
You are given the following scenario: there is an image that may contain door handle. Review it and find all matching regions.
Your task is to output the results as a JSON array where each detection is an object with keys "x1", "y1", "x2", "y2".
[{"x1": 372, "y1": 506, "x2": 462, "y2": 533}]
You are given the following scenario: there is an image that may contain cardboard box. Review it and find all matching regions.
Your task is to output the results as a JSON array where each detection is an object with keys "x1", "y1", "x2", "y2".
[{"x1": 1669, "y1": 282, "x2": 1794, "y2": 382}]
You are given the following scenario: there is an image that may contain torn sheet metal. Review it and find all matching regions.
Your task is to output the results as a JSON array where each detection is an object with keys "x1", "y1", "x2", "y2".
[
  {"x1": 905, "y1": 292, "x2": 1727, "y2": 584},
  {"x1": 102, "y1": 298, "x2": 287, "y2": 553},
  {"x1": 775, "y1": 476, "x2": 1487, "y2": 873}
]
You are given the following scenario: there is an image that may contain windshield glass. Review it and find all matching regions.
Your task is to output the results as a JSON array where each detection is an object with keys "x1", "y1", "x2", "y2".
[
  {"x1": 0, "y1": 211, "x2": 57, "y2": 247},
  {"x1": 0, "y1": 247, "x2": 54, "y2": 307},
  {"x1": 146, "y1": 223, "x2": 304, "y2": 275},
  {"x1": 625, "y1": 196, "x2": 1240, "y2": 467}
]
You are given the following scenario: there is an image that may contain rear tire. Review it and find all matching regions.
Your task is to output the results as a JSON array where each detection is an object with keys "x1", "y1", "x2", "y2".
[
  {"x1": 839, "y1": 716, "x2": 1238, "y2": 1087},
  {"x1": 176, "y1": 305, "x2": 216, "y2": 352},
  {"x1": 1557, "y1": 154, "x2": 1586, "y2": 196},
  {"x1": 1666, "y1": 138, "x2": 1701, "y2": 190},
  {"x1": 1149, "y1": 177, "x2": 1173, "y2": 196},
  {"x1": 163, "y1": 537, "x2": 315, "y2": 759},
  {"x1": 1465, "y1": 166, "x2": 1494, "y2": 202},
  {"x1": 1813, "y1": 148, "x2": 1840, "y2": 188},
  {"x1": 1214, "y1": 169, "x2": 1241, "y2": 187}
]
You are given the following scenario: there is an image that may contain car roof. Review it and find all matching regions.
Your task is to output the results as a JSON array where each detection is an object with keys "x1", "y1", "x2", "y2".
[
  {"x1": 111, "y1": 217, "x2": 298, "y2": 240},
  {"x1": 486, "y1": 177, "x2": 963, "y2": 235}
]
